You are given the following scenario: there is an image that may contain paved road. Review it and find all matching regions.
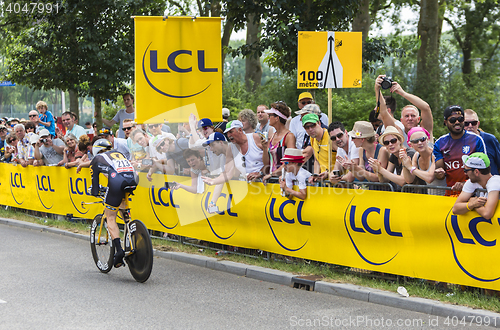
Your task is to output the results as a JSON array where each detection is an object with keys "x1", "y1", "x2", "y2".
[{"x1": 0, "y1": 225, "x2": 494, "y2": 329}]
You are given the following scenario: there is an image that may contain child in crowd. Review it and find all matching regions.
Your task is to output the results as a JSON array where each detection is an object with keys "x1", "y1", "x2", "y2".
[{"x1": 279, "y1": 148, "x2": 311, "y2": 200}]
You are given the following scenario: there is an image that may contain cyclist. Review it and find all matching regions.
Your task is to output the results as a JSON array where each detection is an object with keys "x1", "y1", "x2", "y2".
[{"x1": 90, "y1": 139, "x2": 138, "y2": 268}]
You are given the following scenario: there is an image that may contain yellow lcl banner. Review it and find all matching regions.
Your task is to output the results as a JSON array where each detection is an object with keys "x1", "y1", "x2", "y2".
[
  {"x1": 3, "y1": 162, "x2": 500, "y2": 290},
  {"x1": 297, "y1": 31, "x2": 362, "y2": 89},
  {"x1": 134, "y1": 17, "x2": 222, "y2": 124}
]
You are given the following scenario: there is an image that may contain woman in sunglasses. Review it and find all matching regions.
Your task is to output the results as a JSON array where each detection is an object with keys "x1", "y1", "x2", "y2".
[
  {"x1": 368, "y1": 126, "x2": 414, "y2": 191},
  {"x1": 400, "y1": 127, "x2": 435, "y2": 186}
]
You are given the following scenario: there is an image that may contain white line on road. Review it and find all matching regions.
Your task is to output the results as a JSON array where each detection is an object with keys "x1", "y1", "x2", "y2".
[{"x1": 0, "y1": 299, "x2": 6, "y2": 303}]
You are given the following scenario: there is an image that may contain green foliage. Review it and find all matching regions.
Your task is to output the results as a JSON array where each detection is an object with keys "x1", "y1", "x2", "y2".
[
  {"x1": 4, "y1": 0, "x2": 165, "y2": 104},
  {"x1": 224, "y1": 0, "x2": 360, "y2": 74}
]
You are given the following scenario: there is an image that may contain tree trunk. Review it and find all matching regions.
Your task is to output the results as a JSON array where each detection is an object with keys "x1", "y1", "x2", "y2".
[
  {"x1": 416, "y1": 0, "x2": 440, "y2": 110},
  {"x1": 69, "y1": 89, "x2": 79, "y2": 122},
  {"x1": 351, "y1": 0, "x2": 371, "y2": 43},
  {"x1": 94, "y1": 95, "x2": 103, "y2": 131},
  {"x1": 221, "y1": 20, "x2": 233, "y2": 82},
  {"x1": 245, "y1": 13, "x2": 262, "y2": 92}
]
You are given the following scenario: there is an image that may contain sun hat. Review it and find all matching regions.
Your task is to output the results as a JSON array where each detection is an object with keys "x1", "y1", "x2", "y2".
[
  {"x1": 281, "y1": 148, "x2": 305, "y2": 163},
  {"x1": 348, "y1": 121, "x2": 375, "y2": 139},
  {"x1": 378, "y1": 126, "x2": 404, "y2": 144},
  {"x1": 264, "y1": 108, "x2": 288, "y2": 120},
  {"x1": 462, "y1": 152, "x2": 490, "y2": 169}
]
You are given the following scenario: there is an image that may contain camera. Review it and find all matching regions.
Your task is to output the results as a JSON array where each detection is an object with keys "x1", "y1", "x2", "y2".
[
  {"x1": 380, "y1": 76, "x2": 393, "y2": 90},
  {"x1": 331, "y1": 170, "x2": 341, "y2": 177},
  {"x1": 40, "y1": 138, "x2": 47, "y2": 143}
]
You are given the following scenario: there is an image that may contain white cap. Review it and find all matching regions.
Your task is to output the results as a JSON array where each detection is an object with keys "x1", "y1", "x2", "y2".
[
  {"x1": 29, "y1": 134, "x2": 40, "y2": 144},
  {"x1": 223, "y1": 120, "x2": 243, "y2": 133},
  {"x1": 38, "y1": 129, "x2": 50, "y2": 137}
]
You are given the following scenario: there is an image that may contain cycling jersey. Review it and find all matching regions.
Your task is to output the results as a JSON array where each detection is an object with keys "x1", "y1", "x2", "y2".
[{"x1": 90, "y1": 149, "x2": 138, "y2": 207}]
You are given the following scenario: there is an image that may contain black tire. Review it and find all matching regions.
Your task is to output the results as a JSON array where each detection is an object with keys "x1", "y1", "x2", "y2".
[
  {"x1": 125, "y1": 220, "x2": 153, "y2": 283},
  {"x1": 90, "y1": 214, "x2": 114, "y2": 273}
]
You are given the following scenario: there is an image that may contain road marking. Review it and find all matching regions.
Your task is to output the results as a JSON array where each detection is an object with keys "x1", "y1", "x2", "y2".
[{"x1": 0, "y1": 299, "x2": 6, "y2": 303}]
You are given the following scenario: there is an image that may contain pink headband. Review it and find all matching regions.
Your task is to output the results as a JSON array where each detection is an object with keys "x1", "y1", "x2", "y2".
[
  {"x1": 407, "y1": 127, "x2": 430, "y2": 145},
  {"x1": 264, "y1": 108, "x2": 288, "y2": 120}
]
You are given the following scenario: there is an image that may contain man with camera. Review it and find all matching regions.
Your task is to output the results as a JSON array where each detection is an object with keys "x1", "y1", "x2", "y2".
[
  {"x1": 375, "y1": 75, "x2": 433, "y2": 148},
  {"x1": 34, "y1": 129, "x2": 65, "y2": 166}
]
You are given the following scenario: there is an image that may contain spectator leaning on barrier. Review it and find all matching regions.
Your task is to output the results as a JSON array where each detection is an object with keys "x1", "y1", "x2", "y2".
[
  {"x1": 98, "y1": 127, "x2": 131, "y2": 160},
  {"x1": 279, "y1": 148, "x2": 311, "y2": 201},
  {"x1": 60, "y1": 111, "x2": 86, "y2": 140},
  {"x1": 303, "y1": 114, "x2": 336, "y2": 183},
  {"x1": 401, "y1": 127, "x2": 436, "y2": 185},
  {"x1": 433, "y1": 105, "x2": 486, "y2": 194},
  {"x1": 2, "y1": 134, "x2": 18, "y2": 162},
  {"x1": 341, "y1": 121, "x2": 388, "y2": 183},
  {"x1": 329, "y1": 121, "x2": 360, "y2": 183},
  {"x1": 290, "y1": 92, "x2": 329, "y2": 150},
  {"x1": 170, "y1": 149, "x2": 208, "y2": 194},
  {"x1": 102, "y1": 93, "x2": 135, "y2": 139},
  {"x1": 463, "y1": 109, "x2": 500, "y2": 176},
  {"x1": 130, "y1": 128, "x2": 152, "y2": 171},
  {"x1": 262, "y1": 101, "x2": 296, "y2": 181},
  {"x1": 369, "y1": 126, "x2": 414, "y2": 191},
  {"x1": 188, "y1": 116, "x2": 225, "y2": 175},
  {"x1": 147, "y1": 133, "x2": 189, "y2": 177},
  {"x1": 59, "y1": 133, "x2": 83, "y2": 168},
  {"x1": 34, "y1": 129, "x2": 65, "y2": 166},
  {"x1": 14, "y1": 123, "x2": 35, "y2": 167},
  {"x1": 453, "y1": 153, "x2": 500, "y2": 219}
]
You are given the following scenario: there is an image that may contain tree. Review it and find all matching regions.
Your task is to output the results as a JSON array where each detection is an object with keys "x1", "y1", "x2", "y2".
[{"x1": 4, "y1": 0, "x2": 164, "y2": 127}]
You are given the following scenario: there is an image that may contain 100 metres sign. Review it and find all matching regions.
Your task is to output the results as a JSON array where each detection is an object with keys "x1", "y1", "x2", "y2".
[{"x1": 297, "y1": 31, "x2": 362, "y2": 89}]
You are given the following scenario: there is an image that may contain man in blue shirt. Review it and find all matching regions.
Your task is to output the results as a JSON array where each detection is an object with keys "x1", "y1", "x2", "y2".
[
  {"x1": 464, "y1": 108, "x2": 500, "y2": 175},
  {"x1": 434, "y1": 105, "x2": 486, "y2": 194}
]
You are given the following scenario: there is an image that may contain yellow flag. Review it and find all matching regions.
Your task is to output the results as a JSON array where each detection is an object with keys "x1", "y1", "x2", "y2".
[
  {"x1": 297, "y1": 31, "x2": 362, "y2": 89},
  {"x1": 134, "y1": 17, "x2": 222, "y2": 123}
]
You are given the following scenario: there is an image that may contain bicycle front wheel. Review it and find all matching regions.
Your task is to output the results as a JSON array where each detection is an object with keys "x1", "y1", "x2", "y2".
[
  {"x1": 125, "y1": 220, "x2": 153, "y2": 283},
  {"x1": 90, "y1": 214, "x2": 114, "y2": 273}
]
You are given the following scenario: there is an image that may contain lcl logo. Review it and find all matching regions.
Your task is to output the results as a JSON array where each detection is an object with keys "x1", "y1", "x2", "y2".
[
  {"x1": 142, "y1": 42, "x2": 217, "y2": 98},
  {"x1": 344, "y1": 199, "x2": 402, "y2": 266}
]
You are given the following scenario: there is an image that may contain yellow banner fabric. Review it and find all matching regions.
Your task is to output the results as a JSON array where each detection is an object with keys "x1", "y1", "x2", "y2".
[
  {"x1": 1, "y1": 163, "x2": 499, "y2": 290},
  {"x1": 134, "y1": 16, "x2": 222, "y2": 124}
]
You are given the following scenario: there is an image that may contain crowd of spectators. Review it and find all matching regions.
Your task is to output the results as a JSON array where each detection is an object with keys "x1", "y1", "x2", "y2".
[{"x1": 2, "y1": 75, "x2": 500, "y2": 215}]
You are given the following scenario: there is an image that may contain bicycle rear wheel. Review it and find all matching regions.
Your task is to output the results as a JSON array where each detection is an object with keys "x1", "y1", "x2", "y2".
[
  {"x1": 125, "y1": 220, "x2": 153, "y2": 283},
  {"x1": 90, "y1": 214, "x2": 114, "y2": 273}
]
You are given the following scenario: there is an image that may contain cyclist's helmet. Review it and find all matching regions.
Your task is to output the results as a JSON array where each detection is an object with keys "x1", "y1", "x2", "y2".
[{"x1": 92, "y1": 138, "x2": 112, "y2": 157}]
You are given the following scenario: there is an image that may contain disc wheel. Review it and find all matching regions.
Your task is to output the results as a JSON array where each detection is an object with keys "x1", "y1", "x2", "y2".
[
  {"x1": 125, "y1": 220, "x2": 153, "y2": 283},
  {"x1": 90, "y1": 214, "x2": 114, "y2": 273}
]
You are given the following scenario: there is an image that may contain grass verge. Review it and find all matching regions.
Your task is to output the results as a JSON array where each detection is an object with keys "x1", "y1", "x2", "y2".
[{"x1": 2, "y1": 207, "x2": 500, "y2": 313}]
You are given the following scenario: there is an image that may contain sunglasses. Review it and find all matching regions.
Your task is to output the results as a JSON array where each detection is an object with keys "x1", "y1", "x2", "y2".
[
  {"x1": 304, "y1": 123, "x2": 316, "y2": 130},
  {"x1": 464, "y1": 168, "x2": 475, "y2": 173},
  {"x1": 122, "y1": 126, "x2": 134, "y2": 131},
  {"x1": 464, "y1": 121, "x2": 478, "y2": 126},
  {"x1": 383, "y1": 138, "x2": 398, "y2": 146},
  {"x1": 156, "y1": 140, "x2": 166, "y2": 151},
  {"x1": 330, "y1": 132, "x2": 344, "y2": 141},
  {"x1": 241, "y1": 156, "x2": 246, "y2": 168},
  {"x1": 99, "y1": 129, "x2": 110, "y2": 134},
  {"x1": 301, "y1": 100, "x2": 312, "y2": 105},
  {"x1": 448, "y1": 116, "x2": 464, "y2": 124},
  {"x1": 409, "y1": 136, "x2": 427, "y2": 144},
  {"x1": 29, "y1": 114, "x2": 38, "y2": 117}
]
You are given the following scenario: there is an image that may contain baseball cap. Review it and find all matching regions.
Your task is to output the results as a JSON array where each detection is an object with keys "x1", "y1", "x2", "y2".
[
  {"x1": 443, "y1": 105, "x2": 464, "y2": 120},
  {"x1": 298, "y1": 92, "x2": 313, "y2": 102},
  {"x1": 202, "y1": 132, "x2": 226, "y2": 147},
  {"x1": 29, "y1": 134, "x2": 40, "y2": 144},
  {"x1": 348, "y1": 121, "x2": 375, "y2": 139},
  {"x1": 222, "y1": 108, "x2": 230, "y2": 117},
  {"x1": 462, "y1": 152, "x2": 490, "y2": 169},
  {"x1": 38, "y1": 129, "x2": 50, "y2": 137},
  {"x1": 223, "y1": 120, "x2": 243, "y2": 133},
  {"x1": 301, "y1": 113, "x2": 320, "y2": 126},
  {"x1": 197, "y1": 118, "x2": 213, "y2": 129},
  {"x1": 296, "y1": 103, "x2": 321, "y2": 116}
]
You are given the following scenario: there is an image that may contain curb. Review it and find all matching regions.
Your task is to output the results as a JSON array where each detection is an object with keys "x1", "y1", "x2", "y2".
[{"x1": 2, "y1": 217, "x2": 500, "y2": 327}]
